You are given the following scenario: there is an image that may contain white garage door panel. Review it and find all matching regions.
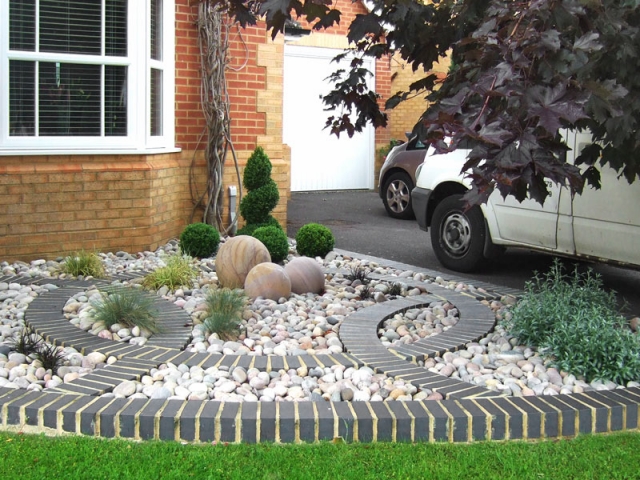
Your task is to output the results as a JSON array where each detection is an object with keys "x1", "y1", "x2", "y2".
[{"x1": 284, "y1": 46, "x2": 374, "y2": 191}]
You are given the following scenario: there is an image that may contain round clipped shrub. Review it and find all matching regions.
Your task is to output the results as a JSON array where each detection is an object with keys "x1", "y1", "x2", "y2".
[
  {"x1": 252, "y1": 225, "x2": 289, "y2": 263},
  {"x1": 179, "y1": 223, "x2": 221, "y2": 258},
  {"x1": 295, "y1": 223, "x2": 335, "y2": 258},
  {"x1": 243, "y1": 146, "x2": 273, "y2": 191},
  {"x1": 239, "y1": 179, "x2": 280, "y2": 225},
  {"x1": 236, "y1": 215, "x2": 281, "y2": 237}
]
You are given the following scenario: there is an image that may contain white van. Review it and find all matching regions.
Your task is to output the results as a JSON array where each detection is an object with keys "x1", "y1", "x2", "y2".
[{"x1": 411, "y1": 130, "x2": 640, "y2": 272}]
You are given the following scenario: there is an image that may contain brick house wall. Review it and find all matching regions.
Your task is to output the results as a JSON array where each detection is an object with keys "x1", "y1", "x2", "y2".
[{"x1": 0, "y1": 0, "x2": 393, "y2": 262}]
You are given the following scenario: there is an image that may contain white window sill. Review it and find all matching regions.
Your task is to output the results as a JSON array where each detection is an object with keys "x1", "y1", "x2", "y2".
[{"x1": 0, "y1": 147, "x2": 182, "y2": 157}]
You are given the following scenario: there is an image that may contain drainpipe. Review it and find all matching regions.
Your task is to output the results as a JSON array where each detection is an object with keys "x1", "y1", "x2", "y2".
[{"x1": 228, "y1": 185, "x2": 238, "y2": 236}]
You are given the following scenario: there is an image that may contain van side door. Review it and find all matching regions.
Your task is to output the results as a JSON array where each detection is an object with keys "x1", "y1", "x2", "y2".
[{"x1": 570, "y1": 132, "x2": 640, "y2": 266}]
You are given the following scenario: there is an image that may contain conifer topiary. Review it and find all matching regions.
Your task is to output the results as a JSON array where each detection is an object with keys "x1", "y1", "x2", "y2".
[{"x1": 238, "y1": 146, "x2": 281, "y2": 234}]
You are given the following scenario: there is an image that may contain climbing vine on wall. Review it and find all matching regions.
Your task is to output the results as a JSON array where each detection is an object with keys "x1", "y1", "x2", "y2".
[{"x1": 191, "y1": 1, "x2": 243, "y2": 234}]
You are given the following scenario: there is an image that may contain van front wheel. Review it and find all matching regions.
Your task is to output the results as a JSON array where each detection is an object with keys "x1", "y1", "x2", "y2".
[{"x1": 430, "y1": 194, "x2": 488, "y2": 272}]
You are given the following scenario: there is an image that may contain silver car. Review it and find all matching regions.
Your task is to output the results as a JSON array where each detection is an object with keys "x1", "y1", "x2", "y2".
[{"x1": 378, "y1": 136, "x2": 427, "y2": 219}]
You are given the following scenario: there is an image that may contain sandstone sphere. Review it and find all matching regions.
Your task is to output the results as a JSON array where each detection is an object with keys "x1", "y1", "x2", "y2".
[
  {"x1": 244, "y1": 263, "x2": 291, "y2": 300},
  {"x1": 284, "y1": 256, "x2": 325, "y2": 294},
  {"x1": 215, "y1": 236, "x2": 271, "y2": 289}
]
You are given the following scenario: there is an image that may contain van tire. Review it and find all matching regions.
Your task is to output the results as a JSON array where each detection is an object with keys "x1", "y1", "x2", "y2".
[{"x1": 430, "y1": 194, "x2": 488, "y2": 272}]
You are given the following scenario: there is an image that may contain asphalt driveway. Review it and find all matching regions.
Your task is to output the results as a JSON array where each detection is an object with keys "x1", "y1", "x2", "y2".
[{"x1": 287, "y1": 190, "x2": 640, "y2": 317}]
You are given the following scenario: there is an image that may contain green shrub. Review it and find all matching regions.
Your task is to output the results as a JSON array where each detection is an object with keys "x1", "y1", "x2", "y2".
[
  {"x1": 252, "y1": 226, "x2": 289, "y2": 263},
  {"x1": 502, "y1": 259, "x2": 640, "y2": 383},
  {"x1": 239, "y1": 179, "x2": 279, "y2": 225},
  {"x1": 295, "y1": 223, "x2": 335, "y2": 258},
  {"x1": 202, "y1": 288, "x2": 247, "y2": 340},
  {"x1": 90, "y1": 286, "x2": 162, "y2": 334},
  {"x1": 242, "y1": 146, "x2": 272, "y2": 191},
  {"x1": 179, "y1": 222, "x2": 221, "y2": 258},
  {"x1": 61, "y1": 250, "x2": 105, "y2": 278},
  {"x1": 142, "y1": 255, "x2": 197, "y2": 291},
  {"x1": 236, "y1": 215, "x2": 281, "y2": 236},
  {"x1": 240, "y1": 146, "x2": 280, "y2": 234}
]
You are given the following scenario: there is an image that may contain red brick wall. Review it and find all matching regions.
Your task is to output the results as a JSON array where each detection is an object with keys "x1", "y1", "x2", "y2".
[{"x1": 0, "y1": 0, "x2": 395, "y2": 261}]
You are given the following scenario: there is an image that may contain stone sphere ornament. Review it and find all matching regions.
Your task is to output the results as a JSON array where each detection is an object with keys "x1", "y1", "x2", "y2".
[
  {"x1": 215, "y1": 235, "x2": 271, "y2": 289},
  {"x1": 244, "y1": 263, "x2": 291, "y2": 300},
  {"x1": 284, "y1": 256, "x2": 325, "y2": 294}
]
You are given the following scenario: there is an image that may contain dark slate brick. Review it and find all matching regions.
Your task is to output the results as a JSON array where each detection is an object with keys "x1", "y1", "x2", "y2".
[
  {"x1": 282, "y1": 356, "x2": 301, "y2": 370},
  {"x1": 509, "y1": 397, "x2": 543, "y2": 440},
  {"x1": 439, "y1": 400, "x2": 471, "y2": 443},
  {"x1": 250, "y1": 356, "x2": 268, "y2": 371},
  {"x1": 79, "y1": 397, "x2": 114, "y2": 436},
  {"x1": 297, "y1": 401, "x2": 317, "y2": 443},
  {"x1": 241, "y1": 402, "x2": 258, "y2": 444},
  {"x1": 420, "y1": 401, "x2": 451, "y2": 442},
  {"x1": 59, "y1": 396, "x2": 98, "y2": 434},
  {"x1": 43, "y1": 396, "x2": 82, "y2": 429},
  {"x1": 52, "y1": 383, "x2": 102, "y2": 396},
  {"x1": 219, "y1": 402, "x2": 240, "y2": 443},
  {"x1": 457, "y1": 400, "x2": 487, "y2": 441},
  {"x1": 474, "y1": 399, "x2": 507, "y2": 441},
  {"x1": 117, "y1": 398, "x2": 149, "y2": 439},
  {"x1": 521, "y1": 396, "x2": 561, "y2": 438},
  {"x1": 179, "y1": 401, "x2": 205, "y2": 442},
  {"x1": 217, "y1": 355, "x2": 239, "y2": 370},
  {"x1": 158, "y1": 400, "x2": 183, "y2": 441},
  {"x1": 539, "y1": 396, "x2": 580, "y2": 437},
  {"x1": 316, "y1": 402, "x2": 335, "y2": 441},
  {"x1": 199, "y1": 355, "x2": 224, "y2": 369},
  {"x1": 267, "y1": 356, "x2": 284, "y2": 372},
  {"x1": 24, "y1": 393, "x2": 64, "y2": 427},
  {"x1": 138, "y1": 400, "x2": 166, "y2": 440},
  {"x1": 369, "y1": 401, "x2": 393, "y2": 442},
  {"x1": 405, "y1": 402, "x2": 431, "y2": 442},
  {"x1": 584, "y1": 391, "x2": 627, "y2": 432},
  {"x1": 333, "y1": 402, "x2": 354, "y2": 442},
  {"x1": 572, "y1": 393, "x2": 615, "y2": 433},
  {"x1": 546, "y1": 394, "x2": 593, "y2": 435},
  {"x1": 98, "y1": 398, "x2": 130, "y2": 438},
  {"x1": 493, "y1": 397, "x2": 525, "y2": 440},
  {"x1": 5, "y1": 391, "x2": 35, "y2": 425},
  {"x1": 351, "y1": 401, "x2": 373, "y2": 442},
  {"x1": 598, "y1": 390, "x2": 640, "y2": 430},
  {"x1": 198, "y1": 402, "x2": 222, "y2": 443},
  {"x1": 259, "y1": 402, "x2": 276, "y2": 443},
  {"x1": 278, "y1": 402, "x2": 296, "y2": 444},
  {"x1": 385, "y1": 402, "x2": 414, "y2": 442},
  {"x1": 233, "y1": 356, "x2": 253, "y2": 370},
  {"x1": 298, "y1": 356, "x2": 320, "y2": 370}
]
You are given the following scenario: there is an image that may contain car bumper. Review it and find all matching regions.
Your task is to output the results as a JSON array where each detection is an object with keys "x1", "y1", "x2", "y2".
[{"x1": 411, "y1": 186, "x2": 432, "y2": 232}]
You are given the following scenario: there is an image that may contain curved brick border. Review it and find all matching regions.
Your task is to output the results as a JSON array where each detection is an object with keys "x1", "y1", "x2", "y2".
[{"x1": 0, "y1": 250, "x2": 638, "y2": 443}]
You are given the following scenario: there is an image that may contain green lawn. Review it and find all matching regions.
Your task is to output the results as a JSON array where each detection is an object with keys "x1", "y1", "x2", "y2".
[{"x1": 1, "y1": 430, "x2": 638, "y2": 479}]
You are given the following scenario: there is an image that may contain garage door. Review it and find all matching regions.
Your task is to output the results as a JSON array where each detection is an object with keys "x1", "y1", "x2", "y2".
[{"x1": 283, "y1": 45, "x2": 375, "y2": 191}]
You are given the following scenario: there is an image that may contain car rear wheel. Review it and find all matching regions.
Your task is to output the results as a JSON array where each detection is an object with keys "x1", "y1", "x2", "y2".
[
  {"x1": 430, "y1": 194, "x2": 488, "y2": 272},
  {"x1": 382, "y1": 172, "x2": 415, "y2": 219}
]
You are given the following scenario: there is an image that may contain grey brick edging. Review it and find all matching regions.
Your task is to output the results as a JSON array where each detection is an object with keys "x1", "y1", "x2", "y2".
[{"x1": 0, "y1": 249, "x2": 638, "y2": 443}]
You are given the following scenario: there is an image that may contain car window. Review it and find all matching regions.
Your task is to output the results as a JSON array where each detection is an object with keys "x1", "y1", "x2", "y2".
[{"x1": 406, "y1": 137, "x2": 426, "y2": 151}]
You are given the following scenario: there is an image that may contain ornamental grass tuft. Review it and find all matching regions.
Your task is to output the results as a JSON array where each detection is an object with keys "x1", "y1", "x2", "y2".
[
  {"x1": 502, "y1": 259, "x2": 640, "y2": 384},
  {"x1": 142, "y1": 255, "x2": 197, "y2": 291},
  {"x1": 202, "y1": 288, "x2": 247, "y2": 340},
  {"x1": 61, "y1": 250, "x2": 105, "y2": 278},
  {"x1": 90, "y1": 286, "x2": 161, "y2": 334}
]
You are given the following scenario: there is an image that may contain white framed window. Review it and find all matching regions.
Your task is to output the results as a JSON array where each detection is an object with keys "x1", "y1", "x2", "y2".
[{"x1": 0, "y1": 0, "x2": 176, "y2": 154}]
